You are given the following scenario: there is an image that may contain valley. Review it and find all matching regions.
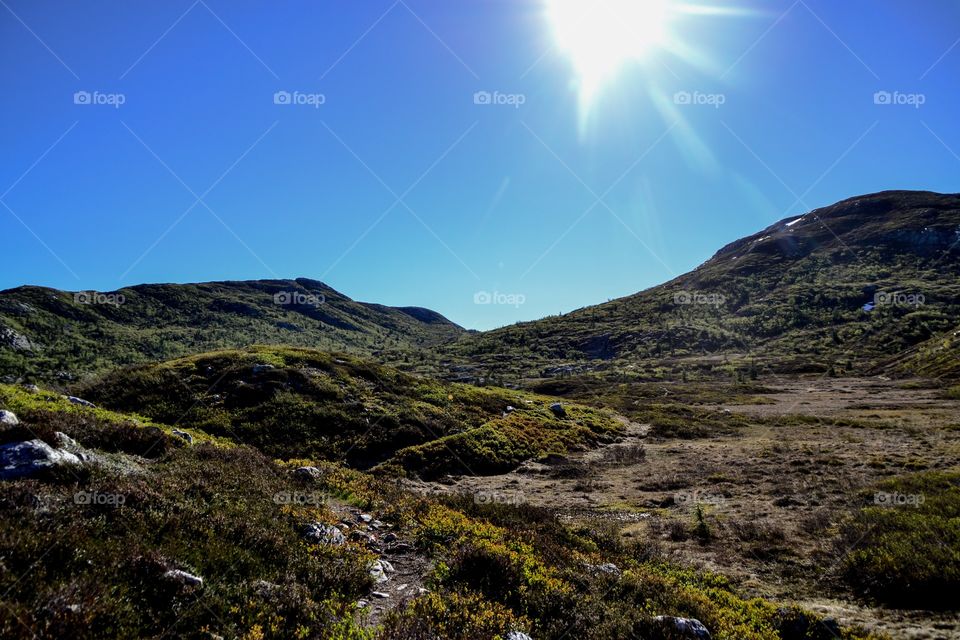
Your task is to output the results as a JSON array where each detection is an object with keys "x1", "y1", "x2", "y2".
[{"x1": 1, "y1": 191, "x2": 958, "y2": 639}]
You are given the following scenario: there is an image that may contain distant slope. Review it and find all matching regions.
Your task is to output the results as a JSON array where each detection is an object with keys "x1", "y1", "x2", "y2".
[
  {"x1": 443, "y1": 191, "x2": 960, "y2": 377},
  {"x1": 0, "y1": 278, "x2": 463, "y2": 382}
]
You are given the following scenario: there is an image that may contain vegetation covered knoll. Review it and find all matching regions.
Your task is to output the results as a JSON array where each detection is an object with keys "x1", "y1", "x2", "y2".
[
  {"x1": 78, "y1": 346, "x2": 624, "y2": 477},
  {"x1": 0, "y1": 278, "x2": 464, "y2": 383},
  {"x1": 0, "y1": 384, "x2": 885, "y2": 638},
  {"x1": 442, "y1": 191, "x2": 960, "y2": 378}
]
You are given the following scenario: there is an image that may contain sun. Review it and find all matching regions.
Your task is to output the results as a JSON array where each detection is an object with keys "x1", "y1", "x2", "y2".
[{"x1": 547, "y1": 0, "x2": 675, "y2": 112}]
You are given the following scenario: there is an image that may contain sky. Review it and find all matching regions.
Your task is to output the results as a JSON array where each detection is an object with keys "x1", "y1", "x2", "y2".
[{"x1": 1, "y1": 0, "x2": 958, "y2": 330}]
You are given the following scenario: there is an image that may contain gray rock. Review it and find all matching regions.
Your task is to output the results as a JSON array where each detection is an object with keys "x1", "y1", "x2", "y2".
[
  {"x1": 23, "y1": 384, "x2": 40, "y2": 393},
  {"x1": 505, "y1": 405, "x2": 516, "y2": 413},
  {"x1": 171, "y1": 429, "x2": 193, "y2": 444},
  {"x1": 588, "y1": 562, "x2": 621, "y2": 576},
  {"x1": 0, "y1": 440, "x2": 81, "y2": 479},
  {"x1": 506, "y1": 632, "x2": 533, "y2": 640},
  {"x1": 370, "y1": 591, "x2": 389, "y2": 599},
  {"x1": 359, "y1": 513, "x2": 373, "y2": 523},
  {"x1": 0, "y1": 410, "x2": 19, "y2": 426},
  {"x1": 549, "y1": 402, "x2": 566, "y2": 418},
  {"x1": 302, "y1": 522, "x2": 346, "y2": 546},
  {"x1": 651, "y1": 616, "x2": 711, "y2": 640},
  {"x1": 252, "y1": 364, "x2": 275, "y2": 374},
  {"x1": 67, "y1": 396, "x2": 96, "y2": 408},
  {"x1": 294, "y1": 466, "x2": 322, "y2": 480},
  {"x1": 54, "y1": 432, "x2": 78, "y2": 448},
  {"x1": 163, "y1": 569, "x2": 203, "y2": 588},
  {"x1": 369, "y1": 560, "x2": 390, "y2": 584}
]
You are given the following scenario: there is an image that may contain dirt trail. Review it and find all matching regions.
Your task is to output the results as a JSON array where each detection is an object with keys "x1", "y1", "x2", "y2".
[
  {"x1": 419, "y1": 377, "x2": 960, "y2": 639},
  {"x1": 324, "y1": 499, "x2": 433, "y2": 628}
]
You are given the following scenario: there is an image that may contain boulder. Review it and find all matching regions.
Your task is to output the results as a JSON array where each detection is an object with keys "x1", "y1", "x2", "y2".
[
  {"x1": 0, "y1": 440, "x2": 81, "y2": 479},
  {"x1": 252, "y1": 364, "x2": 275, "y2": 374},
  {"x1": 163, "y1": 569, "x2": 203, "y2": 588},
  {"x1": 649, "y1": 616, "x2": 711, "y2": 640},
  {"x1": 549, "y1": 402, "x2": 566, "y2": 418},
  {"x1": 0, "y1": 410, "x2": 19, "y2": 426},
  {"x1": 302, "y1": 522, "x2": 346, "y2": 546},
  {"x1": 506, "y1": 632, "x2": 533, "y2": 640},
  {"x1": 23, "y1": 384, "x2": 40, "y2": 394}
]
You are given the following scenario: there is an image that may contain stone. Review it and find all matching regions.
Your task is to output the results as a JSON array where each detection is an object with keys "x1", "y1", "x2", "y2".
[
  {"x1": 252, "y1": 364, "x2": 275, "y2": 374},
  {"x1": 549, "y1": 402, "x2": 566, "y2": 418},
  {"x1": 67, "y1": 396, "x2": 96, "y2": 408},
  {"x1": 171, "y1": 429, "x2": 193, "y2": 444},
  {"x1": 163, "y1": 569, "x2": 203, "y2": 588},
  {"x1": 650, "y1": 616, "x2": 711, "y2": 639},
  {"x1": 506, "y1": 632, "x2": 533, "y2": 640},
  {"x1": 369, "y1": 560, "x2": 390, "y2": 584},
  {"x1": 294, "y1": 466, "x2": 322, "y2": 480},
  {"x1": 0, "y1": 410, "x2": 19, "y2": 426},
  {"x1": 0, "y1": 440, "x2": 81, "y2": 480},
  {"x1": 302, "y1": 522, "x2": 346, "y2": 546}
]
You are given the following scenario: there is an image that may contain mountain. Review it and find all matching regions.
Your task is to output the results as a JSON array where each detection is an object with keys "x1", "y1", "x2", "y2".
[
  {"x1": 0, "y1": 278, "x2": 463, "y2": 383},
  {"x1": 441, "y1": 191, "x2": 960, "y2": 380}
]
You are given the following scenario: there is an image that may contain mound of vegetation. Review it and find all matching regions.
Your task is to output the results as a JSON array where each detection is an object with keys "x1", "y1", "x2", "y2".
[
  {"x1": 78, "y1": 347, "x2": 625, "y2": 476},
  {"x1": 839, "y1": 470, "x2": 960, "y2": 610}
]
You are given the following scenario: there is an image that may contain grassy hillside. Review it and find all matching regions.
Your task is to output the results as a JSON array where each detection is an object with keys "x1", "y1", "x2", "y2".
[
  {"x1": 78, "y1": 346, "x2": 625, "y2": 478},
  {"x1": 441, "y1": 191, "x2": 960, "y2": 380},
  {"x1": 0, "y1": 278, "x2": 463, "y2": 384}
]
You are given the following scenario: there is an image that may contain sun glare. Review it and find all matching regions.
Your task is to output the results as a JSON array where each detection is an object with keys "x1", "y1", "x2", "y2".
[{"x1": 547, "y1": 0, "x2": 675, "y2": 110}]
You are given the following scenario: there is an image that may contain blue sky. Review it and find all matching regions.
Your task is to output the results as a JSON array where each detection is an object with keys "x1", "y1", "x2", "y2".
[{"x1": 1, "y1": 0, "x2": 958, "y2": 330}]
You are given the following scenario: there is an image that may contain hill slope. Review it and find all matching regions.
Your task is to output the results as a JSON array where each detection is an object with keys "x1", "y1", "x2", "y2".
[
  {"x1": 78, "y1": 346, "x2": 625, "y2": 478},
  {"x1": 443, "y1": 191, "x2": 960, "y2": 379},
  {"x1": 0, "y1": 278, "x2": 463, "y2": 383}
]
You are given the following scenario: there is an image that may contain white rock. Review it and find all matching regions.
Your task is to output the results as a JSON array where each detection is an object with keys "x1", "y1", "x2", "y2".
[
  {"x1": 0, "y1": 410, "x2": 19, "y2": 426},
  {"x1": 506, "y1": 632, "x2": 533, "y2": 640},
  {"x1": 302, "y1": 523, "x2": 345, "y2": 546},
  {"x1": 67, "y1": 396, "x2": 96, "y2": 408},
  {"x1": 0, "y1": 440, "x2": 81, "y2": 479},
  {"x1": 163, "y1": 569, "x2": 203, "y2": 588}
]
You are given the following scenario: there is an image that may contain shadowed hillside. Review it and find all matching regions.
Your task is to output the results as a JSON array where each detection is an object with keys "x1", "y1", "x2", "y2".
[{"x1": 0, "y1": 278, "x2": 463, "y2": 383}]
